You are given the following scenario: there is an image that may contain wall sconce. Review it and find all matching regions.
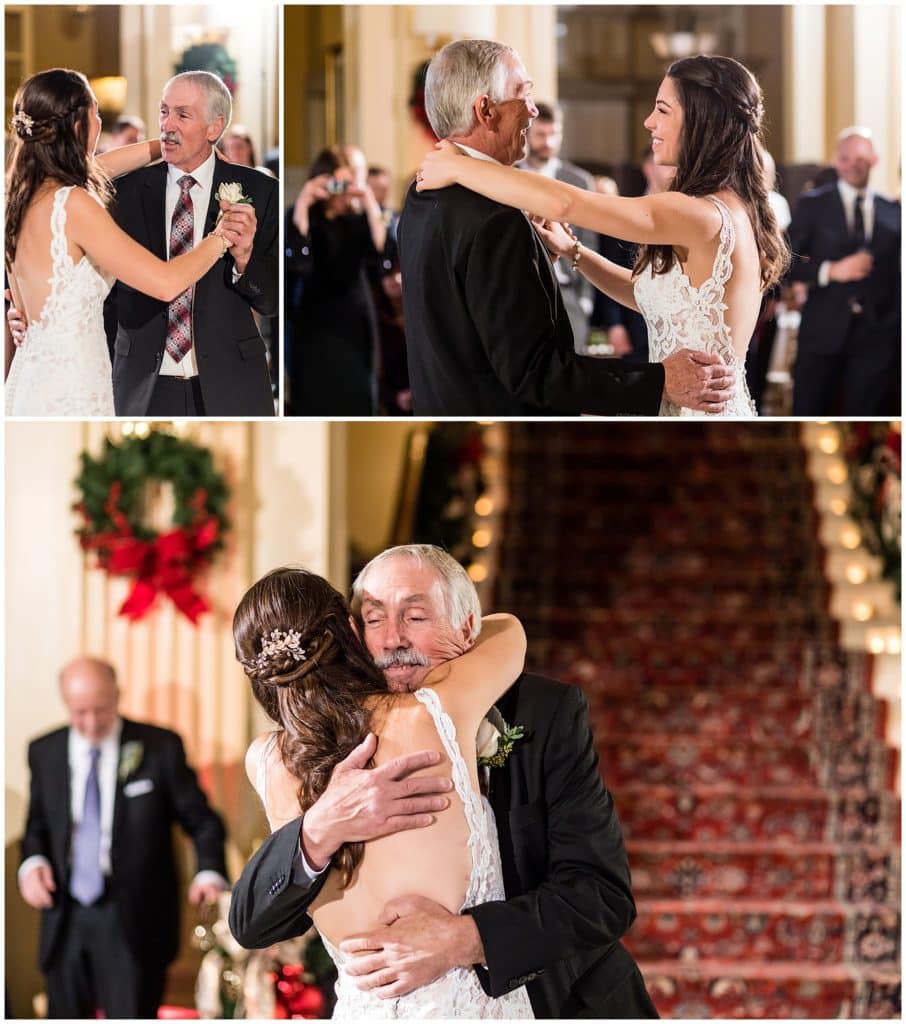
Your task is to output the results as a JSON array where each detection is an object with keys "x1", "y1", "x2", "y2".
[{"x1": 90, "y1": 75, "x2": 127, "y2": 126}]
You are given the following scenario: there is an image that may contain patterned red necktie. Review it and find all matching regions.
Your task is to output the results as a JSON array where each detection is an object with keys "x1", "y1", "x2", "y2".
[{"x1": 166, "y1": 174, "x2": 197, "y2": 362}]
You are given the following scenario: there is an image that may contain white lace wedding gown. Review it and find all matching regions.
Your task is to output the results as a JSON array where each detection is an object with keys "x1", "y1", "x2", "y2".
[
  {"x1": 5, "y1": 186, "x2": 116, "y2": 416},
  {"x1": 255, "y1": 689, "x2": 535, "y2": 1019},
  {"x1": 633, "y1": 194, "x2": 757, "y2": 417}
]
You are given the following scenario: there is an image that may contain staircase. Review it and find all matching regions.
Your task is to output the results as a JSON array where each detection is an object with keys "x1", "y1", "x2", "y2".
[{"x1": 496, "y1": 423, "x2": 900, "y2": 1018}]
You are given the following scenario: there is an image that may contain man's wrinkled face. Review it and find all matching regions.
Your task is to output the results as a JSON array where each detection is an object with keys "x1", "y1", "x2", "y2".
[
  {"x1": 159, "y1": 79, "x2": 223, "y2": 172},
  {"x1": 487, "y1": 55, "x2": 539, "y2": 167},
  {"x1": 358, "y1": 557, "x2": 473, "y2": 693}
]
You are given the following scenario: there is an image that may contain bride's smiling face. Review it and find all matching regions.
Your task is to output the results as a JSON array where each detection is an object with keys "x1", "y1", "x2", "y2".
[{"x1": 644, "y1": 76, "x2": 684, "y2": 167}]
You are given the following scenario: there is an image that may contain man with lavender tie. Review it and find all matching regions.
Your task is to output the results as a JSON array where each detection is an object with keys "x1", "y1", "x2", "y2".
[
  {"x1": 18, "y1": 657, "x2": 229, "y2": 1018},
  {"x1": 107, "y1": 71, "x2": 277, "y2": 416}
]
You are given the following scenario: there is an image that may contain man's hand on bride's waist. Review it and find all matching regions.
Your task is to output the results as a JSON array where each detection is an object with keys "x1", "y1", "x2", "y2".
[{"x1": 340, "y1": 894, "x2": 485, "y2": 999}]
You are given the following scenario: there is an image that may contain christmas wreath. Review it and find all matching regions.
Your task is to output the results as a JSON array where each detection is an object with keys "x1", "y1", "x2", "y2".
[
  {"x1": 175, "y1": 41, "x2": 238, "y2": 94},
  {"x1": 73, "y1": 432, "x2": 230, "y2": 624}
]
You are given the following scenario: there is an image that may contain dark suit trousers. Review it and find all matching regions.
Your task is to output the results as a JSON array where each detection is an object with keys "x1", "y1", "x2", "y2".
[
  {"x1": 146, "y1": 375, "x2": 206, "y2": 416},
  {"x1": 46, "y1": 899, "x2": 167, "y2": 1019},
  {"x1": 793, "y1": 314, "x2": 898, "y2": 415}
]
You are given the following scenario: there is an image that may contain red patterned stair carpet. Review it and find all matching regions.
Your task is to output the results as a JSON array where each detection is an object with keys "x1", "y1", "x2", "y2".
[{"x1": 495, "y1": 423, "x2": 900, "y2": 1018}]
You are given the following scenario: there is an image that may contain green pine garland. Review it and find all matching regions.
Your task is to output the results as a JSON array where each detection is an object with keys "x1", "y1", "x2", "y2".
[{"x1": 74, "y1": 431, "x2": 229, "y2": 547}]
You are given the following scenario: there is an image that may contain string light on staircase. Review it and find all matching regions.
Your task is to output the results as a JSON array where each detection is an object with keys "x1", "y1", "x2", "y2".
[
  {"x1": 817, "y1": 429, "x2": 841, "y2": 454},
  {"x1": 851, "y1": 600, "x2": 875, "y2": 622},
  {"x1": 826, "y1": 460, "x2": 848, "y2": 484},
  {"x1": 474, "y1": 496, "x2": 494, "y2": 517},
  {"x1": 472, "y1": 528, "x2": 492, "y2": 548},
  {"x1": 867, "y1": 631, "x2": 886, "y2": 654},
  {"x1": 467, "y1": 562, "x2": 488, "y2": 583},
  {"x1": 845, "y1": 564, "x2": 868, "y2": 584},
  {"x1": 839, "y1": 525, "x2": 861, "y2": 549},
  {"x1": 829, "y1": 498, "x2": 848, "y2": 516}
]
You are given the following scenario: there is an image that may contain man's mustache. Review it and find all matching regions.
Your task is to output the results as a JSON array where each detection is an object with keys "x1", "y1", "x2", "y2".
[
  {"x1": 160, "y1": 132, "x2": 180, "y2": 145},
  {"x1": 374, "y1": 649, "x2": 430, "y2": 670}
]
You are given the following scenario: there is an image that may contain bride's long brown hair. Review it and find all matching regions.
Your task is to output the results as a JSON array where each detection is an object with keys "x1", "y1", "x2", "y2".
[
  {"x1": 634, "y1": 55, "x2": 790, "y2": 291},
  {"x1": 5, "y1": 68, "x2": 112, "y2": 268},
  {"x1": 233, "y1": 567, "x2": 389, "y2": 887}
]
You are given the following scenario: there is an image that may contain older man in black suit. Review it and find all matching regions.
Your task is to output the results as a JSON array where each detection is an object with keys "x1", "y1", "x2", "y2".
[
  {"x1": 108, "y1": 71, "x2": 277, "y2": 416},
  {"x1": 788, "y1": 127, "x2": 901, "y2": 415},
  {"x1": 19, "y1": 657, "x2": 228, "y2": 1018},
  {"x1": 229, "y1": 545, "x2": 657, "y2": 1018},
  {"x1": 397, "y1": 39, "x2": 732, "y2": 417}
]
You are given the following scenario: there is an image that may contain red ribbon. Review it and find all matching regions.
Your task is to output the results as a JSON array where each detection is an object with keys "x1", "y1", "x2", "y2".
[{"x1": 79, "y1": 485, "x2": 219, "y2": 624}]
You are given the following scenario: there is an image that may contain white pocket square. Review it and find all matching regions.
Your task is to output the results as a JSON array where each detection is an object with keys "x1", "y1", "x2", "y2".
[{"x1": 123, "y1": 778, "x2": 154, "y2": 798}]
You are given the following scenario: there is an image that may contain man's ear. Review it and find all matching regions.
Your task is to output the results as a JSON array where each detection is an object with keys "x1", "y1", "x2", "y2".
[
  {"x1": 473, "y1": 95, "x2": 497, "y2": 131},
  {"x1": 460, "y1": 612, "x2": 477, "y2": 648},
  {"x1": 207, "y1": 117, "x2": 225, "y2": 144}
]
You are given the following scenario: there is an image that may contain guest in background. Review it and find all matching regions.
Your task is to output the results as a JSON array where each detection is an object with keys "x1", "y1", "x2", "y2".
[
  {"x1": 746, "y1": 148, "x2": 792, "y2": 410},
  {"x1": 222, "y1": 124, "x2": 275, "y2": 178},
  {"x1": 517, "y1": 102, "x2": 596, "y2": 351},
  {"x1": 788, "y1": 127, "x2": 901, "y2": 415},
  {"x1": 366, "y1": 165, "x2": 411, "y2": 413},
  {"x1": 109, "y1": 115, "x2": 145, "y2": 148},
  {"x1": 285, "y1": 145, "x2": 386, "y2": 415},
  {"x1": 19, "y1": 657, "x2": 228, "y2": 1019}
]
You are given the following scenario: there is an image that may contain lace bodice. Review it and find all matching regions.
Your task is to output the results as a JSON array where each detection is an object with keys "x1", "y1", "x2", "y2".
[
  {"x1": 633, "y1": 194, "x2": 756, "y2": 418},
  {"x1": 5, "y1": 186, "x2": 115, "y2": 416},
  {"x1": 321, "y1": 689, "x2": 534, "y2": 1019}
]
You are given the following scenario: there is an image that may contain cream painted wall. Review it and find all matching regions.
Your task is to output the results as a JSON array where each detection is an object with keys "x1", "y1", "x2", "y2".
[{"x1": 346, "y1": 421, "x2": 419, "y2": 557}]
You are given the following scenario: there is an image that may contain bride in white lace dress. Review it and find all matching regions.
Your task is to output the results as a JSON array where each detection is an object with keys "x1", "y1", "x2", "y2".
[
  {"x1": 233, "y1": 567, "x2": 534, "y2": 1019},
  {"x1": 417, "y1": 54, "x2": 790, "y2": 418},
  {"x1": 5, "y1": 68, "x2": 233, "y2": 416}
]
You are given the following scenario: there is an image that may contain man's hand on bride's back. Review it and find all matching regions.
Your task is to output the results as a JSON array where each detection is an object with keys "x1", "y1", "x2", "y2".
[
  {"x1": 340, "y1": 895, "x2": 484, "y2": 999},
  {"x1": 300, "y1": 734, "x2": 453, "y2": 870},
  {"x1": 661, "y1": 349, "x2": 734, "y2": 413},
  {"x1": 5, "y1": 291, "x2": 28, "y2": 347}
]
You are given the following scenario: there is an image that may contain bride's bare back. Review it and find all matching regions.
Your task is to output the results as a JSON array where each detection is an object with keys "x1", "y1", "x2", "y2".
[
  {"x1": 8, "y1": 183, "x2": 87, "y2": 325},
  {"x1": 247, "y1": 614, "x2": 525, "y2": 948},
  {"x1": 676, "y1": 191, "x2": 763, "y2": 360}
]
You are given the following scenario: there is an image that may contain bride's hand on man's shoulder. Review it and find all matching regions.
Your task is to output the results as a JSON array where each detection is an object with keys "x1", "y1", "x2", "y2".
[
  {"x1": 531, "y1": 216, "x2": 575, "y2": 260},
  {"x1": 415, "y1": 140, "x2": 462, "y2": 192}
]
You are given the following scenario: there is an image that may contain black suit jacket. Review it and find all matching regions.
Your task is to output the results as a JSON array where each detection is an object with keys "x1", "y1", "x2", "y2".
[
  {"x1": 398, "y1": 182, "x2": 664, "y2": 416},
  {"x1": 228, "y1": 675, "x2": 656, "y2": 1019},
  {"x1": 21, "y1": 718, "x2": 228, "y2": 971},
  {"x1": 107, "y1": 159, "x2": 278, "y2": 416},
  {"x1": 787, "y1": 184, "x2": 900, "y2": 353}
]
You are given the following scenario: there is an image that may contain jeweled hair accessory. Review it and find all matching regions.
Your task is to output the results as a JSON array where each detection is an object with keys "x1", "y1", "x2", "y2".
[
  {"x1": 12, "y1": 111, "x2": 34, "y2": 137},
  {"x1": 256, "y1": 628, "x2": 307, "y2": 669}
]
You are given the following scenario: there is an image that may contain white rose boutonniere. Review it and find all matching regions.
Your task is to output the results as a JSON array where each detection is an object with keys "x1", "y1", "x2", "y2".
[
  {"x1": 118, "y1": 741, "x2": 144, "y2": 782},
  {"x1": 477, "y1": 715, "x2": 525, "y2": 769},
  {"x1": 214, "y1": 182, "x2": 254, "y2": 229},
  {"x1": 215, "y1": 181, "x2": 253, "y2": 207}
]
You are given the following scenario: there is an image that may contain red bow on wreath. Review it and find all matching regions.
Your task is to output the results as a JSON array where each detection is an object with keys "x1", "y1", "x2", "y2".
[{"x1": 81, "y1": 483, "x2": 219, "y2": 624}]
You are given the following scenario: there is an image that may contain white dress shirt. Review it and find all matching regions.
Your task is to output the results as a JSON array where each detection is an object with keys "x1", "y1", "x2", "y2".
[
  {"x1": 817, "y1": 179, "x2": 875, "y2": 287},
  {"x1": 160, "y1": 150, "x2": 218, "y2": 378}
]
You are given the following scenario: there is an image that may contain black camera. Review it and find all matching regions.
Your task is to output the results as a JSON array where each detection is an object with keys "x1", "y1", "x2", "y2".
[{"x1": 326, "y1": 177, "x2": 350, "y2": 195}]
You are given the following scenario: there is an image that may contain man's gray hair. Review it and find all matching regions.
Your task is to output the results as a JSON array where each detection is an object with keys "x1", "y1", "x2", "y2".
[
  {"x1": 163, "y1": 71, "x2": 232, "y2": 137},
  {"x1": 837, "y1": 125, "x2": 874, "y2": 146},
  {"x1": 352, "y1": 544, "x2": 483, "y2": 639},
  {"x1": 424, "y1": 40, "x2": 516, "y2": 140}
]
